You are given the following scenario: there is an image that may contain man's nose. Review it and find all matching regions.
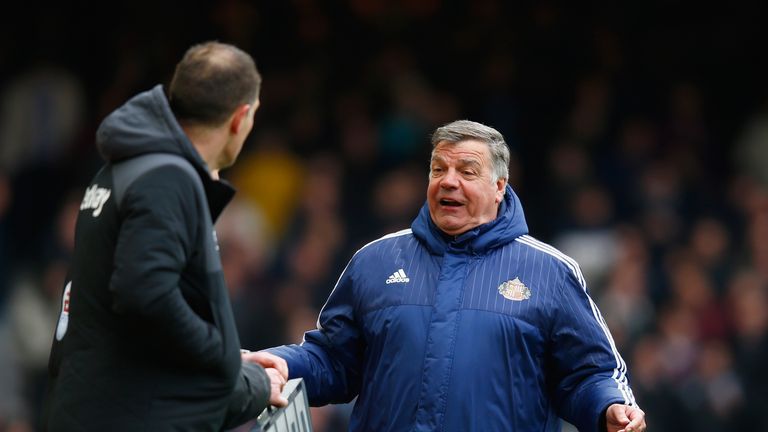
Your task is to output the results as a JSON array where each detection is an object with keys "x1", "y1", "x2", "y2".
[{"x1": 440, "y1": 169, "x2": 460, "y2": 188}]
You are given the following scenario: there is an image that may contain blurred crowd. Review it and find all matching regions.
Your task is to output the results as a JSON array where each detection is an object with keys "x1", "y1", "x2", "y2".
[{"x1": 1, "y1": 2, "x2": 768, "y2": 431}]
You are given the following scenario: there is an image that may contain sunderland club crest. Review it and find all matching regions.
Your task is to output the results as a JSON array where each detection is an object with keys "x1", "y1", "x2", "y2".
[{"x1": 498, "y1": 277, "x2": 531, "y2": 301}]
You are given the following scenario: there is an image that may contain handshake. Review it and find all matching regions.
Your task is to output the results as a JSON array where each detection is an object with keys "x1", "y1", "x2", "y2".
[{"x1": 241, "y1": 349, "x2": 290, "y2": 408}]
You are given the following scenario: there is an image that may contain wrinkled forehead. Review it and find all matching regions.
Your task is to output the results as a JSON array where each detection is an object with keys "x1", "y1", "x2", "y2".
[{"x1": 430, "y1": 139, "x2": 491, "y2": 164}]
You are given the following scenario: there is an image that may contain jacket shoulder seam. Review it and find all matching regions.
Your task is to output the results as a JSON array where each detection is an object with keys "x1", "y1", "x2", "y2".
[
  {"x1": 514, "y1": 235, "x2": 587, "y2": 291},
  {"x1": 353, "y1": 228, "x2": 413, "y2": 257},
  {"x1": 112, "y1": 153, "x2": 201, "y2": 212}
]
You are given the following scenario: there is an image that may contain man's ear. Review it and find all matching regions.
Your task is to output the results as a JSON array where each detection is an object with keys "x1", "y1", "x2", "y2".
[
  {"x1": 230, "y1": 104, "x2": 251, "y2": 134},
  {"x1": 496, "y1": 178, "x2": 507, "y2": 204}
]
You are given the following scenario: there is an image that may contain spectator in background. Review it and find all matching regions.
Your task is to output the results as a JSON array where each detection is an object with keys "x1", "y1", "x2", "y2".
[
  {"x1": 0, "y1": 65, "x2": 84, "y2": 176},
  {"x1": 554, "y1": 183, "x2": 619, "y2": 292},
  {"x1": 0, "y1": 190, "x2": 79, "y2": 430},
  {"x1": 0, "y1": 65, "x2": 88, "y2": 270},
  {"x1": 42, "y1": 41, "x2": 286, "y2": 431},
  {"x1": 628, "y1": 334, "x2": 685, "y2": 430},
  {"x1": 542, "y1": 141, "x2": 594, "y2": 234},
  {"x1": 251, "y1": 120, "x2": 645, "y2": 432},
  {"x1": 681, "y1": 340, "x2": 744, "y2": 431},
  {"x1": 666, "y1": 251, "x2": 728, "y2": 341},
  {"x1": 0, "y1": 320, "x2": 32, "y2": 432},
  {"x1": 687, "y1": 217, "x2": 735, "y2": 292},
  {"x1": 0, "y1": 175, "x2": 10, "y2": 304},
  {"x1": 227, "y1": 129, "x2": 305, "y2": 241},
  {"x1": 597, "y1": 225, "x2": 655, "y2": 349},
  {"x1": 733, "y1": 98, "x2": 768, "y2": 188},
  {"x1": 368, "y1": 162, "x2": 426, "y2": 237},
  {"x1": 266, "y1": 153, "x2": 350, "y2": 310},
  {"x1": 744, "y1": 188, "x2": 768, "y2": 280},
  {"x1": 216, "y1": 197, "x2": 282, "y2": 350},
  {"x1": 726, "y1": 269, "x2": 768, "y2": 431},
  {"x1": 4, "y1": 259, "x2": 66, "y2": 430}
]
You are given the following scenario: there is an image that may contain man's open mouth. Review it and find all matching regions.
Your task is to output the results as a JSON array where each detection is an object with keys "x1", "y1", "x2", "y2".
[{"x1": 440, "y1": 199, "x2": 462, "y2": 207}]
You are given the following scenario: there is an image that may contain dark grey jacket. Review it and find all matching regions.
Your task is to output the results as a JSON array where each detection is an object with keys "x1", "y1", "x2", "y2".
[{"x1": 43, "y1": 85, "x2": 269, "y2": 431}]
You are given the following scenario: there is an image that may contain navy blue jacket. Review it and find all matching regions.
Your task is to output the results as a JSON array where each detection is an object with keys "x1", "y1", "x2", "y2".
[{"x1": 269, "y1": 186, "x2": 637, "y2": 431}]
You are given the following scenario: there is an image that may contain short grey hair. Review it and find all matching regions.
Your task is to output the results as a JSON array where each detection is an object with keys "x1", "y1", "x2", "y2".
[{"x1": 430, "y1": 120, "x2": 510, "y2": 181}]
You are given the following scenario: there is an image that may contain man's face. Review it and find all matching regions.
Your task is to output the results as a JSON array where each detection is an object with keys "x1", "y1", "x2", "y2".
[{"x1": 427, "y1": 139, "x2": 506, "y2": 236}]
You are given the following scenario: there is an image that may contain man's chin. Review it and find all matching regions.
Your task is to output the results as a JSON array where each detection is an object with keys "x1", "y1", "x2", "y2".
[
  {"x1": 217, "y1": 157, "x2": 237, "y2": 171},
  {"x1": 435, "y1": 220, "x2": 466, "y2": 236}
]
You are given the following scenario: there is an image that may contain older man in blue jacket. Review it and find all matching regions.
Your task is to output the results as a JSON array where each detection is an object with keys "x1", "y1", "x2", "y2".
[{"x1": 253, "y1": 120, "x2": 646, "y2": 431}]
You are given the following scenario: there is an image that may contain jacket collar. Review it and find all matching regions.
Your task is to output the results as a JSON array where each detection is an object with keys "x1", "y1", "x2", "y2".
[
  {"x1": 411, "y1": 184, "x2": 529, "y2": 256},
  {"x1": 204, "y1": 178, "x2": 236, "y2": 222}
]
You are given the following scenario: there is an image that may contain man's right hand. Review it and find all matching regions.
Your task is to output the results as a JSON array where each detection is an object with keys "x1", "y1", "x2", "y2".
[
  {"x1": 264, "y1": 367, "x2": 289, "y2": 407},
  {"x1": 242, "y1": 350, "x2": 290, "y2": 407}
]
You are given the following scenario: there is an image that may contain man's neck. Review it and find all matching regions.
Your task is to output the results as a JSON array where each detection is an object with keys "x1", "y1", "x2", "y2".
[{"x1": 183, "y1": 124, "x2": 225, "y2": 178}]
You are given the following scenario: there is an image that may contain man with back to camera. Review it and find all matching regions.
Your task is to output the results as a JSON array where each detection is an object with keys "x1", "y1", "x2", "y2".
[
  {"x1": 43, "y1": 41, "x2": 289, "y2": 431},
  {"x1": 249, "y1": 120, "x2": 647, "y2": 431}
]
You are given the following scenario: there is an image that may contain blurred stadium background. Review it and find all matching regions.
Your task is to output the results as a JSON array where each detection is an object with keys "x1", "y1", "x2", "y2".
[{"x1": 1, "y1": 2, "x2": 767, "y2": 431}]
